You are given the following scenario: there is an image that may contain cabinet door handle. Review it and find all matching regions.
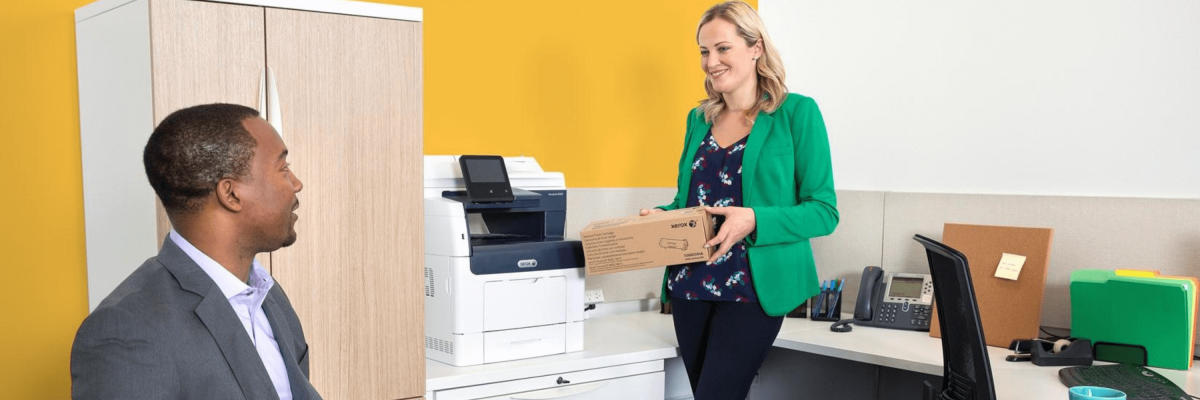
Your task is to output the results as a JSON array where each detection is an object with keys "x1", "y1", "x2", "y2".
[
  {"x1": 555, "y1": 377, "x2": 569, "y2": 385},
  {"x1": 265, "y1": 66, "x2": 283, "y2": 140},
  {"x1": 509, "y1": 381, "x2": 608, "y2": 399},
  {"x1": 258, "y1": 68, "x2": 267, "y2": 115}
]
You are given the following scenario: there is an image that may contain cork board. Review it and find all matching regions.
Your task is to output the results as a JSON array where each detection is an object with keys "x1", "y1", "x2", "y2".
[{"x1": 930, "y1": 223, "x2": 1054, "y2": 348}]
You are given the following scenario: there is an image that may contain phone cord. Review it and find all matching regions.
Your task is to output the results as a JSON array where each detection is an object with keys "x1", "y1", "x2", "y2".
[{"x1": 830, "y1": 318, "x2": 857, "y2": 333}]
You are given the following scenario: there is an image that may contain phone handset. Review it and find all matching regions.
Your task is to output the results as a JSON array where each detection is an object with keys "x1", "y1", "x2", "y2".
[{"x1": 830, "y1": 266, "x2": 884, "y2": 332}]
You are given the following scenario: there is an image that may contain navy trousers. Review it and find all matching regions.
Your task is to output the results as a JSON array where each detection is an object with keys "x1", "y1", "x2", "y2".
[{"x1": 671, "y1": 298, "x2": 785, "y2": 400}]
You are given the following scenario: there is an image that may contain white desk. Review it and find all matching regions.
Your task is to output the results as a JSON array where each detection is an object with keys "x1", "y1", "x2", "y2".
[
  {"x1": 427, "y1": 311, "x2": 1200, "y2": 399},
  {"x1": 426, "y1": 312, "x2": 679, "y2": 399},
  {"x1": 772, "y1": 314, "x2": 1200, "y2": 399}
]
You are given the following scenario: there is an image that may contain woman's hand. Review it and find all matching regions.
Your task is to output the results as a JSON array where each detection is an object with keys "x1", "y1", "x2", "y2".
[
  {"x1": 704, "y1": 206, "x2": 756, "y2": 264},
  {"x1": 639, "y1": 208, "x2": 664, "y2": 216}
]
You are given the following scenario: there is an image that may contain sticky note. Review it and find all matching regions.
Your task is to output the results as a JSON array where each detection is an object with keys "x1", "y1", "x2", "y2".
[{"x1": 995, "y1": 253, "x2": 1026, "y2": 280}]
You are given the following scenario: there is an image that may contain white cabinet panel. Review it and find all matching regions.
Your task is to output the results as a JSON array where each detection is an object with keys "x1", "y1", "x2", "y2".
[{"x1": 76, "y1": 0, "x2": 157, "y2": 311}]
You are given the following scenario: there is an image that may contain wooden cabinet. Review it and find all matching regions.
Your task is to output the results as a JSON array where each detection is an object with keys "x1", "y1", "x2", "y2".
[
  {"x1": 75, "y1": 0, "x2": 424, "y2": 398},
  {"x1": 265, "y1": 7, "x2": 425, "y2": 399}
]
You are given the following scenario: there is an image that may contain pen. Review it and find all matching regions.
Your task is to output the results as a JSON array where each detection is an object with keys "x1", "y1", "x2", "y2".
[
  {"x1": 828, "y1": 279, "x2": 845, "y2": 318},
  {"x1": 813, "y1": 280, "x2": 828, "y2": 317}
]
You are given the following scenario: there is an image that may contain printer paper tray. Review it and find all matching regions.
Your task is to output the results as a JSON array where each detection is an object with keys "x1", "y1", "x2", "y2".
[{"x1": 484, "y1": 324, "x2": 566, "y2": 364}]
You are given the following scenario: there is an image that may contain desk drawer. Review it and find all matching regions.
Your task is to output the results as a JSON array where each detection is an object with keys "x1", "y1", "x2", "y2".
[
  {"x1": 433, "y1": 360, "x2": 664, "y2": 400},
  {"x1": 482, "y1": 371, "x2": 663, "y2": 400}
]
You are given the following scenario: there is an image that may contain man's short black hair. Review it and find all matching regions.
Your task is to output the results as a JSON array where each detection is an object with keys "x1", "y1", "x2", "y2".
[{"x1": 144, "y1": 103, "x2": 261, "y2": 214}]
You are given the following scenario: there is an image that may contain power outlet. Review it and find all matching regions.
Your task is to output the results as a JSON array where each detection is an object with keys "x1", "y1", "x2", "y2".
[{"x1": 584, "y1": 289, "x2": 605, "y2": 304}]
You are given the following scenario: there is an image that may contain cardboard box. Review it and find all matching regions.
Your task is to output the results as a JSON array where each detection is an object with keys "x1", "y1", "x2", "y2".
[{"x1": 580, "y1": 207, "x2": 715, "y2": 276}]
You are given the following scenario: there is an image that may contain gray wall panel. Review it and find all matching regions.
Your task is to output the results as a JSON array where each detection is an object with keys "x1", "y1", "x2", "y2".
[
  {"x1": 811, "y1": 190, "x2": 886, "y2": 312},
  {"x1": 881, "y1": 192, "x2": 1200, "y2": 330}
]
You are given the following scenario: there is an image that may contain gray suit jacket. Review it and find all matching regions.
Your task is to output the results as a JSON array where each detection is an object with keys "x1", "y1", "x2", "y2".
[{"x1": 71, "y1": 239, "x2": 323, "y2": 400}]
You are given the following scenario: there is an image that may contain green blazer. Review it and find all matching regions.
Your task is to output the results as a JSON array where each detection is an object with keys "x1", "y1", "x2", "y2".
[{"x1": 658, "y1": 93, "x2": 839, "y2": 316}]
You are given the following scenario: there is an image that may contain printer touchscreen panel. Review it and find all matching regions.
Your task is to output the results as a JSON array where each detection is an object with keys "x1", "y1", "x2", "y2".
[{"x1": 459, "y1": 155, "x2": 515, "y2": 203}]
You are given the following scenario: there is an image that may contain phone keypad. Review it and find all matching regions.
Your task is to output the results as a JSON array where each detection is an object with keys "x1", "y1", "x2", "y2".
[{"x1": 878, "y1": 303, "x2": 899, "y2": 324}]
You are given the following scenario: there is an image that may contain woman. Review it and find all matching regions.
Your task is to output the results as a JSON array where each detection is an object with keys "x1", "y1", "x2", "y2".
[{"x1": 640, "y1": 2, "x2": 839, "y2": 398}]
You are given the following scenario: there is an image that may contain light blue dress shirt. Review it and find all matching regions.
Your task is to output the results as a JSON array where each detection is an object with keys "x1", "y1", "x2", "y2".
[{"x1": 170, "y1": 230, "x2": 292, "y2": 400}]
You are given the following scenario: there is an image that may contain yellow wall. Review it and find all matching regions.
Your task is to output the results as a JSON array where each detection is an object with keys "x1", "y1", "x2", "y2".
[
  {"x1": 0, "y1": 0, "x2": 749, "y2": 398},
  {"x1": 1, "y1": 2, "x2": 92, "y2": 399},
  {"x1": 400, "y1": 0, "x2": 728, "y2": 187}
]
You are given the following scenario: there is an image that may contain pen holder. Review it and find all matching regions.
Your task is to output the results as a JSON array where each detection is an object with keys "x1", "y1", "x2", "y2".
[{"x1": 810, "y1": 287, "x2": 842, "y2": 322}]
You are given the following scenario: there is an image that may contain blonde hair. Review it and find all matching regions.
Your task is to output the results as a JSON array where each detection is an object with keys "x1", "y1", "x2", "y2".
[{"x1": 696, "y1": 1, "x2": 787, "y2": 124}]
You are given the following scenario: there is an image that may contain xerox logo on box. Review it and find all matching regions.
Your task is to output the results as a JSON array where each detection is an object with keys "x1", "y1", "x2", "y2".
[{"x1": 670, "y1": 220, "x2": 698, "y2": 229}]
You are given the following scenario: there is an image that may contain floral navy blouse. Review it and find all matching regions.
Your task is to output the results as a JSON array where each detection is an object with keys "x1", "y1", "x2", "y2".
[{"x1": 666, "y1": 130, "x2": 758, "y2": 303}]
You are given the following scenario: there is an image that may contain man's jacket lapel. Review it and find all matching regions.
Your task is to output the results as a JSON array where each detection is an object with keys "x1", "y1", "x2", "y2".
[
  {"x1": 159, "y1": 239, "x2": 279, "y2": 400},
  {"x1": 263, "y1": 295, "x2": 312, "y2": 400}
]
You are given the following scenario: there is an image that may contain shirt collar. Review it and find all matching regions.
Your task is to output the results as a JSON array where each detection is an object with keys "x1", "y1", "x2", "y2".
[{"x1": 169, "y1": 230, "x2": 274, "y2": 300}]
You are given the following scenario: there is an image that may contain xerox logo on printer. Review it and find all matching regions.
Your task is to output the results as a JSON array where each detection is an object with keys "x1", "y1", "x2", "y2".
[{"x1": 671, "y1": 220, "x2": 698, "y2": 229}]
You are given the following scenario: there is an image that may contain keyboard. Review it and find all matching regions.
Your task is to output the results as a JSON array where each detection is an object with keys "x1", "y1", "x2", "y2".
[{"x1": 1059, "y1": 363, "x2": 1191, "y2": 400}]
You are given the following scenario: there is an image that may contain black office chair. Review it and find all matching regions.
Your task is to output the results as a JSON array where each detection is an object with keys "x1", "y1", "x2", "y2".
[{"x1": 914, "y1": 234, "x2": 996, "y2": 400}]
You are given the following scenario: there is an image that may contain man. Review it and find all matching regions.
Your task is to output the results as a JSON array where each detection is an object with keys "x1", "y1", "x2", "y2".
[{"x1": 71, "y1": 104, "x2": 321, "y2": 400}]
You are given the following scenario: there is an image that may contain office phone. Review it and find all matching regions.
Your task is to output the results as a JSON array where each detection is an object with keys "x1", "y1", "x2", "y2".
[{"x1": 831, "y1": 266, "x2": 935, "y2": 332}]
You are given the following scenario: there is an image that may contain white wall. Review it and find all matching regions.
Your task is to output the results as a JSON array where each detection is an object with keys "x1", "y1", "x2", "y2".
[{"x1": 760, "y1": 0, "x2": 1200, "y2": 198}]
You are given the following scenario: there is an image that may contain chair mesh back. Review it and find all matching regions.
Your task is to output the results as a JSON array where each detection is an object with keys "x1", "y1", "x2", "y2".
[{"x1": 914, "y1": 235, "x2": 996, "y2": 400}]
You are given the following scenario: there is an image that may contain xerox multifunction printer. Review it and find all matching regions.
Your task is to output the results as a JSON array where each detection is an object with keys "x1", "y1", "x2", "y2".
[{"x1": 423, "y1": 155, "x2": 585, "y2": 366}]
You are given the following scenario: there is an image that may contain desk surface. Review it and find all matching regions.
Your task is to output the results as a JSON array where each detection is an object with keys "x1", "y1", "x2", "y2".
[
  {"x1": 773, "y1": 313, "x2": 1200, "y2": 399},
  {"x1": 428, "y1": 311, "x2": 1200, "y2": 398}
]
